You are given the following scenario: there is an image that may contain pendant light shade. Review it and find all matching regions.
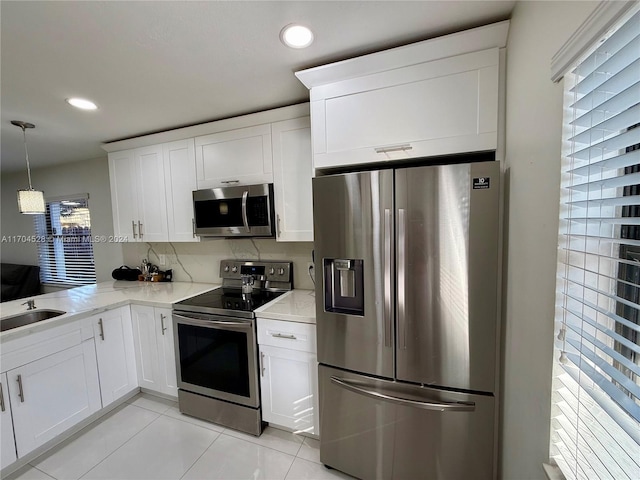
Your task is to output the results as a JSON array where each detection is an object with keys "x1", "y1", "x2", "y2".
[
  {"x1": 17, "y1": 189, "x2": 45, "y2": 214},
  {"x1": 11, "y1": 120, "x2": 45, "y2": 214}
]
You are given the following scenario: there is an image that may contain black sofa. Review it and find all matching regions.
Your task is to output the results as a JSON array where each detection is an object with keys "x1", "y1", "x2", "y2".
[{"x1": 1, "y1": 263, "x2": 41, "y2": 302}]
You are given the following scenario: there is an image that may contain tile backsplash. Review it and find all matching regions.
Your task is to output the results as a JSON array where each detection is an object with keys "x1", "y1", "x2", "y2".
[{"x1": 122, "y1": 239, "x2": 315, "y2": 290}]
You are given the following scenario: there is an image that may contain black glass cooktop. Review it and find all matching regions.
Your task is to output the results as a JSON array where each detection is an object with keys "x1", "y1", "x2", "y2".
[{"x1": 174, "y1": 287, "x2": 285, "y2": 319}]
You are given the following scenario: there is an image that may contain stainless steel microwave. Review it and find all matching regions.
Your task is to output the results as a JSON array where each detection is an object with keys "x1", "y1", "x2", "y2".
[{"x1": 192, "y1": 183, "x2": 275, "y2": 237}]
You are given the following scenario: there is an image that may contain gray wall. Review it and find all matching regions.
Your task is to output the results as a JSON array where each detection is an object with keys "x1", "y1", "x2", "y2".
[
  {"x1": 0, "y1": 157, "x2": 123, "y2": 283},
  {"x1": 501, "y1": 1, "x2": 598, "y2": 478}
]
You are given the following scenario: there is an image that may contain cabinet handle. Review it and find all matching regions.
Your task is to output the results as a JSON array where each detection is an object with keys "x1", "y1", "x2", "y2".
[
  {"x1": 276, "y1": 214, "x2": 282, "y2": 238},
  {"x1": 192, "y1": 218, "x2": 196, "y2": 238},
  {"x1": 132, "y1": 221, "x2": 138, "y2": 239},
  {"x1": 0, "y1": 382, "x2": 5, "y2": 412},
  {"x1": 272, "y1": 333, "x2": 297, "y2": 340},
  {"x1": 160, "y1": 314, "x2": 167, "y2": 335},
  {"x1": 17, "y1": 375, "x2": 24, "y2": 403},
  {"x1": 98, "y1": 318, "x2": 105, "y2": 340},
  {"x1": 138, "y1": 221, "x2": 143, "y2": 239},
  {"x1": 221, "y1": 180, "x2": 240, "y2": 184},
  {"x1": 374, "y1": 144, "x2": 413, "y2": 154},
  {"x1": 260, "y1": 352, "x2": 265, "y2": 377}
]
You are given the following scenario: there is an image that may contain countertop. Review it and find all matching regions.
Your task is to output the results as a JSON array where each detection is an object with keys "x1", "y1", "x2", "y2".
[
  {"x1": 254, "y1": 289, "x2": 316, "y2": 324},
  {"x1": 0, "y1": 281, "x2": 219, "y2": 343}
]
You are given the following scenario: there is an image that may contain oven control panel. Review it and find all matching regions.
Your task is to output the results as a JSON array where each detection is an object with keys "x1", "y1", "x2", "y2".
[{"x1": 220, "y1": 260, "x2": 292, "y2": 284}]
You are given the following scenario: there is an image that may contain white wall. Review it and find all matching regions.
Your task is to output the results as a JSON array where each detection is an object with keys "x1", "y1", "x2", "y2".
[
  {"x1": 0, "y1": 157, "x2": 123, "y2": 283},
  {"x1": 121, "y1": 240, "x2": 315, "y2": 290},
  {"x1": 501, "y1": 1, "x2": 598, "y2": 478}
]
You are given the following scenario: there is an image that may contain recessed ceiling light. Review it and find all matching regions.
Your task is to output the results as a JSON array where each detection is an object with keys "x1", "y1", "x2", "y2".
[
  {"x1": 280, "y1": 24, "x2": 314, "y2": 49},
  {"x1": 66, "y1": 98, "x2": 98, "y2": 110}
]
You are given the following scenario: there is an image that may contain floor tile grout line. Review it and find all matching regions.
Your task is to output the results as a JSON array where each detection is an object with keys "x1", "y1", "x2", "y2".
[
  {"x1": 25, "y1": 463, "x2": 57, "y2": 480},
  {"x1": 176, "y1": 430, "x2": 223, "y2": 480},
  {"x1": 220, "y1": 429, "x2": 304, "y2": 458},
  {"x1": 77, "y1": 407, "x2": 164, "y2": 480}
]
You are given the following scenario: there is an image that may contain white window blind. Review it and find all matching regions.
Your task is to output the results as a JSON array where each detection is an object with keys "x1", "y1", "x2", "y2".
[
  {"x1": 553, "y1": 5, "x2": 640, "y2": 479},
  {"x1": 34, "y1": 195, "x2": 97, "y2": 287}
]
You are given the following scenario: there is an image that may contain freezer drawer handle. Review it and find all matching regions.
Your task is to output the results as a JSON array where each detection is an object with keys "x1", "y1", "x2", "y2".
[{"x1": 330, "y1": 376, "x2": 475, "y2": 412}]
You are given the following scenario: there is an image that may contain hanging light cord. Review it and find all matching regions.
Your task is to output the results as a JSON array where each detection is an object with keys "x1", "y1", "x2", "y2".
[{"x1": 20, "y1": 125, "x2": 34, "y2": 190}]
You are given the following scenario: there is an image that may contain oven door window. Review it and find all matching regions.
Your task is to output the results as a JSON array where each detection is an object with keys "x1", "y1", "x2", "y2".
[{"x1": 177, "y1": 323, "x2": 251, "y2": 398}]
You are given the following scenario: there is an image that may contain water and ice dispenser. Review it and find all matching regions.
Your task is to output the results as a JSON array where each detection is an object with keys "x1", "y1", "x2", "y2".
[{"x1": 323, "y1": 259, "x2": 364, "y2": 315}]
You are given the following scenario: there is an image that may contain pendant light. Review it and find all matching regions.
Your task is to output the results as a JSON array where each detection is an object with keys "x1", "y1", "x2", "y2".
[{"x1": 12, "y1": 120, "x2": 45, "y2": 214}]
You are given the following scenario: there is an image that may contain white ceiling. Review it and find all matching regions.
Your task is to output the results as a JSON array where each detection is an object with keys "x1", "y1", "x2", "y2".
[{"x1": 0, "y1": 0, "x2": 515, "y2": 173}]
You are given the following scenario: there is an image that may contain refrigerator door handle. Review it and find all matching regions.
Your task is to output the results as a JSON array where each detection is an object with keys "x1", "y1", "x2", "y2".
[
  {"x1": 398, "y1": 208, "x2": 407, "y2": 349},
  {"x1": 330, "y1": 376, "x2": 476, "y2": 412},
  {"x1": 384, "y1": 208, "x2": 392, "y2": 348}
]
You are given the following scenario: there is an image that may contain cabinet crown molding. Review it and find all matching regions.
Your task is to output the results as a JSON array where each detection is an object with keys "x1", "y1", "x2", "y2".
[
  {"x1": 295, "y1": 20, "x2": 509, "y2": 89},
  {"x1": 102, "y1": 103, "x2": 310, "y2": 153}
]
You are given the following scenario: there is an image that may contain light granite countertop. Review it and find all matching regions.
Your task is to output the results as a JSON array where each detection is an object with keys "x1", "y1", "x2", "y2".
[
  {"x1": 0, "y1": 281, "x2": 219, "y2": 342},
  {"x1": 254, "y1": 289, "x2": 316, "y2": 324}
]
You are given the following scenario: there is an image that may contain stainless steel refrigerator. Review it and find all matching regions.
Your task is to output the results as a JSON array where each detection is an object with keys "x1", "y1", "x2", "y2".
[{"x1": 313, "y1": 160, "x2": 501, "y2": 480}]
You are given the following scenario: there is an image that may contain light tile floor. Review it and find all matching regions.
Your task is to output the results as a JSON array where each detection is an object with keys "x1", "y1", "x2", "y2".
[{"x1": 7, "y1": 393, "x2": 352, "y2": 480}]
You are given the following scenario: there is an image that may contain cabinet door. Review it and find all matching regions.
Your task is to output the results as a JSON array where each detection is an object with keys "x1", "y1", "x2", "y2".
[
  {"x1": 260, "y1": 344, "x2": 318, "y2": 435},
  {"x1": 312, "y1": 49, "x2": 499, "y2": 169},
  {"x1": 108, "y1": 150, "x2": 139, "y2": 241},
  {"x1": 271, "y1": 117, "x2": 314, "y2": 242},
  {"x1": 195, "y1": 124, "x2": 273, "y2": 189},
  {"x1": 156, "y1": 307, "x2": 178, "y2": 396},
  {"x1": 130, "y1": 305, "x2": 177, "y2": 397},
  {"x1": 130, "y1": 305, "x2": 162, "y2": 393},
  {"x1": 93, "y1": 308, "x2": 138, "y2": 407},
  {"x1": 0, "y1": 373, "x2": 17, "y2": 470},
  {"x1": 135, "y1": 145, "x2": 169, "y2": 242},
  {"x1": 9, "y1": 341, "x2": 101, "y2": 457},
  {"x1": 164, "y1": 139, "x2": 199, "y2": 242}
]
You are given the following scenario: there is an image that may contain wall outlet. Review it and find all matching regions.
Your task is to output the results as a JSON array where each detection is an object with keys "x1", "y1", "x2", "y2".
[
  {"x1": 307, "y1": 262, "x2": 315, "y2": 272},
  {"x1": 157, "y1": 254, "x2": 166, "y2": 266}
]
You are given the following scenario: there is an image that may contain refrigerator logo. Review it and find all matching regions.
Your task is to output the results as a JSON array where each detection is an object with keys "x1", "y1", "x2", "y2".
[{"x1": 473, "y1": 177, "x2": 490, "y2": 189}]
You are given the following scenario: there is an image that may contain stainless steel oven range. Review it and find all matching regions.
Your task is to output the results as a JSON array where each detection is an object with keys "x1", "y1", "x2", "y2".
[{"x1": 172, "y1": 260, "x2": 292, "y2": 436}]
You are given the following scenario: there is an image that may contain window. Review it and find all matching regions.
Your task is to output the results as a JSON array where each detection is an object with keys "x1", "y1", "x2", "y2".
[
  {"x1": 34, "y1": 195, "x2": 97, "y2": 287},
  {"x1": 552, "y1": 5, "x2": 639, "y2": 479}
]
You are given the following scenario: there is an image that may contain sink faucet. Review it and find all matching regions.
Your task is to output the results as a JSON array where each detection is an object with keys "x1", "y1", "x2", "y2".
[{"x1": 22, "y1": 299, "x2": 36, "y2": 310}]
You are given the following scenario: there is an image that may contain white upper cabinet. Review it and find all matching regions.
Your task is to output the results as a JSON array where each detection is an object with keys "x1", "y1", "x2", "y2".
[
  {"x1": 108, "y1": 149, "x2": 139, "y2": 242},
  {"x1": 109, "y1": 145, "x2": 169, "y2": 242},
  {"x1": 296, "y1": 21, "x2": 509, "y2": 170},
  {"x1": 271, "y1": 117, "x2": 313, "y2": 242},
  {"x1": 195, "y1": 124, "x2": 273, "y2": 189},
  {"x1": 163, "y1": 139, "x2": 199, "y2": 242},
  {"x1": 134, "y1": 145, "x2": 169, "y2": 242}
]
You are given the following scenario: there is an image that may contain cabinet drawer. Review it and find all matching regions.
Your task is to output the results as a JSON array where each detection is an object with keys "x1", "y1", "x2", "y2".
[{"x1": 257, "y1": 318, "x2": 316, "y2": 353}]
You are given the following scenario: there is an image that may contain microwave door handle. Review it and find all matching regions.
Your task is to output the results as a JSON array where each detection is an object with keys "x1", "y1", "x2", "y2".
[{"x1": 241, "y1": 190, "x2": 250, "y2": 233}]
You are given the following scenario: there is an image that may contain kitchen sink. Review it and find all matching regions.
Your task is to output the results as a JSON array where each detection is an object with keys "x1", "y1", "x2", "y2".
[{"x1": 0, "y1": 309, "x2": 66, "y2": 332}]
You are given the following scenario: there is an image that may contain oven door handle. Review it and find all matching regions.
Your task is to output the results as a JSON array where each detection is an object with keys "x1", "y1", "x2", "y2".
[{"x1": 173, "y1": 313, "x2": 253, "y2": 331}]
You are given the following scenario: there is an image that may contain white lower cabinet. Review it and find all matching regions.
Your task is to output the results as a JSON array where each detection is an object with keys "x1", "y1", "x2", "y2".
[
  {"x1": 0, "y1": 373, "x2": 17, "y2": 470},
  {"x1": 92, "y1": 307, "x2": 138, "y2": 406},
  {"x1": 130, "y1": 305, "x2": 177, "y2": 397},
  {"x1": 7, "y1": 341, "x2": 101, "y2": 457},
  {"x1": 257, "y1": 318, "x2": 318, "y2": 435}
]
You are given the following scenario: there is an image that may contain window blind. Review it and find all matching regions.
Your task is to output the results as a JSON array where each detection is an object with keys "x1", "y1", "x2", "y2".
[
  {"x1": 34, "y1": 196, "x2": 96, "y2": 287},
  {"x1": 553, "y1": 6, "x2": 640, "y2": 479}
]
